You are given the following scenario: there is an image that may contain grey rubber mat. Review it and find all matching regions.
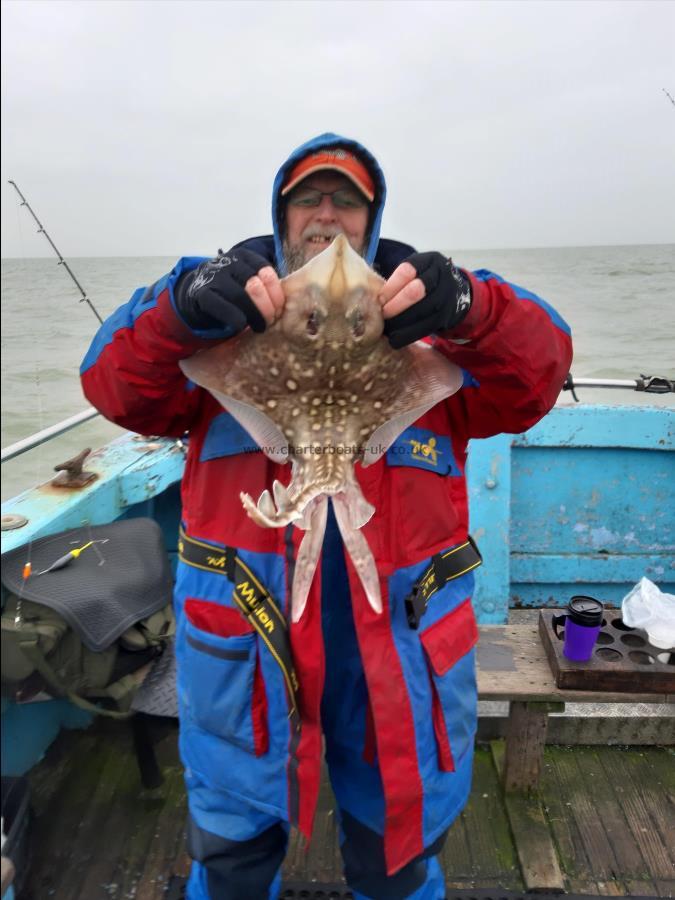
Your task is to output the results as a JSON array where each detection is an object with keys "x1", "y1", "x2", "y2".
[
  {"x1": 1, "y1": 517, "x2": 173, "y2": 651},
  {"x1": 132, "y1": 638, "x2": 179, "y2": 717}
]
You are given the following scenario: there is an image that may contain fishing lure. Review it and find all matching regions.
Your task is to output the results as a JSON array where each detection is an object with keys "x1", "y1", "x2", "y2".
[{"x1": 36, "y1": 539, "x2": 109, "y2": 575}]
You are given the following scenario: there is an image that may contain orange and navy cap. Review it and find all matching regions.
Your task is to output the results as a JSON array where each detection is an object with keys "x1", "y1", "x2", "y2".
[
  {"x1": 280, "y1": 147, "x2": 376, "y2": 203},
  {"x1": 272, "y1": 133, "x2": 387, "y2": 274}
]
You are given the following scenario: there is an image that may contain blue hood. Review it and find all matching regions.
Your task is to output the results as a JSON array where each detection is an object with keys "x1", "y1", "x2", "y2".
[{"x1": 271, "y1": 132, "x2": 387, "y2": 275}]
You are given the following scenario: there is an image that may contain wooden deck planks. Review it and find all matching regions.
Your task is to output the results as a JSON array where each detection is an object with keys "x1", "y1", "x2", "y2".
[
  {"x1": 283, "y1": 749, "x2": 524, "y2": 890},
  {"x1": 107, "y1": 781, "x2": 174, "y2": 900},
  {"x1": 440, "y1": 811, "x2": 474, "y2": 889},
  {"x1": 60, "y1": 731, "x2": 145, "y2": 900},
  {"x1": 27, "y1": 730, "x2": 96, "y2": 817},
  {"x1": 134, "y1": 766, "x2": 190, "y2": 900},
  {"x1": 283, "y1": 764, "x2": 342, "y2": 884},
  {"x1": 567, "y1": 747, "x2": 659, "y2": 897},
  {"x1": 25, "y1": 732, "x2": 112, "y2": 900},
  {"x1": 597, "y1": 749, "x2": 675, "y2": 883},
  {"x1": 539, "y1": 758, "x2": 602, "y2": 896},
  {"x1": 623, "y1": 748, "x2": 674, "y2": 858},
  {"x1": 455, "y1": 749, "x2": 523, "y2": 889},
  {"x1": 544, "y1": 746, "x2": 626, "y2": 894},
  {"x1": 22, "y1": 721, "x2": 675, "y2": 899},
  {"x1": 540, "y1": 746, "x2": 675, "y2": 898},
  {"x1": 491, "y1": 741, "x2": 565, "y2": 892}
]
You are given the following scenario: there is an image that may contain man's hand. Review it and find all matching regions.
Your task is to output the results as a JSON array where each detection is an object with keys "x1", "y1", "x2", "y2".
[
  {"x1": 176, "y1": 248, "x2": 285, "y2": 335},
  {"x1": 379, "y1": 252, "x2": 472, "y2": 349}
]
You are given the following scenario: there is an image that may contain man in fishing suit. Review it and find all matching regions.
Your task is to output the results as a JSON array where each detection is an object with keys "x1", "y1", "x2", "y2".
[{"x1": 81, "y1": 133, "x2": 573, "y2": 899}]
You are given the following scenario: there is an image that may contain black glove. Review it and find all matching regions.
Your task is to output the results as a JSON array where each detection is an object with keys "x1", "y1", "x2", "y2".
[
  {"x1": 383, "y1": 252, "x2": 472, "y2": 349},
  {"x1": 175, "y1": 248, "x2": 270, "y2": 335}
]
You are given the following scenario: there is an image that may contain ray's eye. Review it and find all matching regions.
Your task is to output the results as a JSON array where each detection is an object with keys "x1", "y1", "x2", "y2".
[
  {"x1": 306, "y1": 309, "x2": 320, "y2": 336},
  {"x1": 350, "y1": 309, "x2": 365, "y2": 338}
]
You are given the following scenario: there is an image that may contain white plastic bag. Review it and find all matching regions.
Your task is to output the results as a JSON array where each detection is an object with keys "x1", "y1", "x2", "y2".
[{"x1": 621, "y1": 577, "x2": 675, "y2": 649}]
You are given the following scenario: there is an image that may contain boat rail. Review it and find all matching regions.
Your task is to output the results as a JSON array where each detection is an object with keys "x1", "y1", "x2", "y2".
[{"x1": 0, "y1": 407, "x2": 100, "y2": 463}]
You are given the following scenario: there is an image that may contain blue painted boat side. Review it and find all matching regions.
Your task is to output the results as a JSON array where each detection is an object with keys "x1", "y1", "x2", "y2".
[
  {"x1": 1, "y1": 435, "x2": 186, "y2": 777},
  {"x1": 513, "y1": 404, "x2": 672, "y2": 449},
  {"x1": 0, "y1": 698, "x2": 91, "y2": 777},
  {"x1": 468, "y1": 404, "x2": 674, "y2": 620},
  {"x1": 1, "y1": 434, "x2": 185, "y2": 555}
]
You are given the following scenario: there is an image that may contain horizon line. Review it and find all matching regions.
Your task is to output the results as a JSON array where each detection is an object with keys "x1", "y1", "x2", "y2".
[{"x1": 2, "y1": 240, "x2": 674, "y2": 262}]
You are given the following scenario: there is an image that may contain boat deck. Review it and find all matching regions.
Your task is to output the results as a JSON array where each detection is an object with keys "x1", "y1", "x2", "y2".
[{"x1": 21, "y1": 718, "x2": 675, "y2": 899}]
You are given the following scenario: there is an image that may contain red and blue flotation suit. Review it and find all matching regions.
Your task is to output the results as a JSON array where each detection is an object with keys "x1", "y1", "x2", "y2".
[{"x1": 81, "y1": 133, "x2": 573, "y2": 895}]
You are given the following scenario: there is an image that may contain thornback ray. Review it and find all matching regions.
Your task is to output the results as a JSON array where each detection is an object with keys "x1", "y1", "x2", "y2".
[{"x1": 179, "y1": 235, "x2": 463, "y2": 620}]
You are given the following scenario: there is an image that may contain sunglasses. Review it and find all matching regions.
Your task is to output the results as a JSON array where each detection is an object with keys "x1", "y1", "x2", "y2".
[{"x1": 287, "y1": 187, "x2": 369, "y2": 210}]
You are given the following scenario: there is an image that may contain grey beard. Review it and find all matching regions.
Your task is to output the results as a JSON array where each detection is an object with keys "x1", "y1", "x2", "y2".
[
  {"x1": 282, "y1": 235, "x2": 368, "y2": 274},
  {"x1": 282, "y1": 240, "x2": 309, "y2": 274}
]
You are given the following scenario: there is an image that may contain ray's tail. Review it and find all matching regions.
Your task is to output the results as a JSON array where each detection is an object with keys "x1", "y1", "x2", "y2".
[{"x1": 289, "y1": 484, "x2": 381, "y2": 623}]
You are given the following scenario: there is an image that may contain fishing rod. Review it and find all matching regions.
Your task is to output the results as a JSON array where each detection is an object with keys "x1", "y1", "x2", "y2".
[
  {"x1": 563, "y1": 373, "x2": 674, "y2": 401},
  {"x1": 8, "y1": 179, "x2": 104, "y2": 324}
]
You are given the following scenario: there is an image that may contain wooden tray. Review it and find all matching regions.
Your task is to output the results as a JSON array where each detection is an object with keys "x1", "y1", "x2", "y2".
[{"x1": 538, "y1": 609, "x2": 675, "y2": 693}]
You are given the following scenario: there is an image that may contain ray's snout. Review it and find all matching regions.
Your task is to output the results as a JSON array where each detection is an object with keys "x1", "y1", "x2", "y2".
[
  {"x1": 282, "y1": 234, "x2": 383, "y2": 297},
  {"x1": 280, "y1": 235, "x2": 385, "y2": 346}
]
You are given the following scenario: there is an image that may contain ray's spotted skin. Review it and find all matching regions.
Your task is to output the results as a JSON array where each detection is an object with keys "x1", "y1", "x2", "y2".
[{"x1": 180, "y1": 236, "x2": 463, "y2": 621}]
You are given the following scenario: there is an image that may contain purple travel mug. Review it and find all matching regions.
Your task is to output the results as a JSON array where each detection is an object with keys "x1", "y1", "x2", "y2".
[{"x1": 552, "y1": 596, "x2": 604, "y2": 662}]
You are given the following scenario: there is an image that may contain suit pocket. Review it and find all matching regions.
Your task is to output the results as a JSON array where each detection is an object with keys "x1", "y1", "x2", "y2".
[
  {"x1": 181, "y1": 598, "x2": 268, "y2": 755},
  {"x1": 420, "y1": 598, "x2": 479, "y2": 769}
]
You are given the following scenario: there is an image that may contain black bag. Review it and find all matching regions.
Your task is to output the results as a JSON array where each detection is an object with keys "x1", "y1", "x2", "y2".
[{"x1": 1, "y1": 518, "x2": 175, "y2": 718}]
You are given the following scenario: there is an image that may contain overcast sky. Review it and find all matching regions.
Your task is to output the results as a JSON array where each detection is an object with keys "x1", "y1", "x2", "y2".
[{"x1": 1, "y1": 0, "x2": 674, "y2": 258}]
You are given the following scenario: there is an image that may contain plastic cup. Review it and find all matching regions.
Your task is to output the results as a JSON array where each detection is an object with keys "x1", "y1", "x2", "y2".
[{"x1": 552, "y1": 596, "x2": 604, "y2": 662}]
